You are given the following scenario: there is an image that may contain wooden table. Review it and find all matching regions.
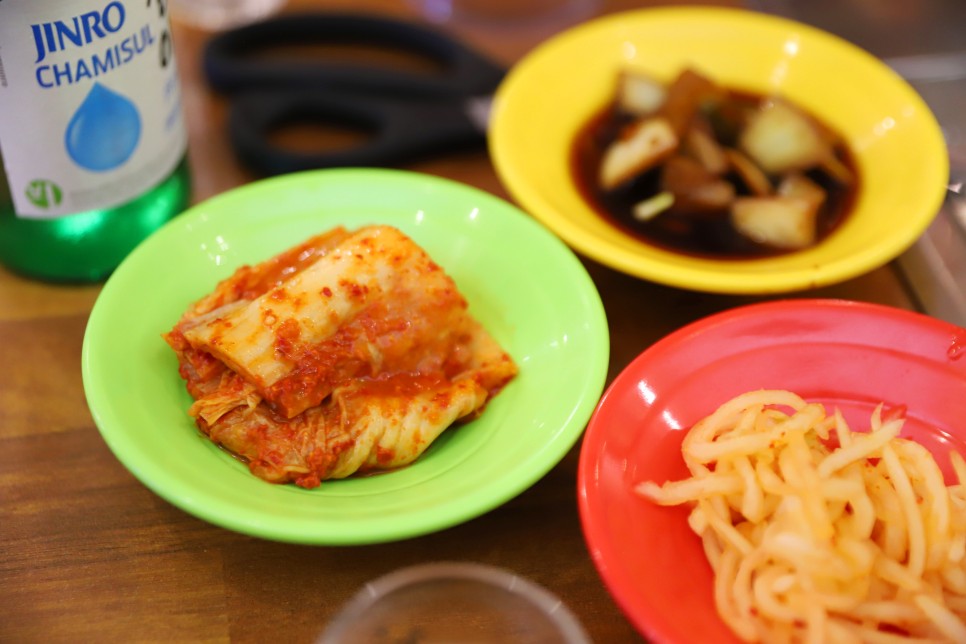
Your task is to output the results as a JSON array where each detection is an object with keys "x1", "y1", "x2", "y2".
[{"x1": 0, "y1": 1, "x2": 918, "y2": 641}]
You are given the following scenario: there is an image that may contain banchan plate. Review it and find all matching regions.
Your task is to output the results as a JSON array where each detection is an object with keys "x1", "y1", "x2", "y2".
[
  {"x1": 489, "y1": 7, "x2": 948, "y2": 294},
  {"x1": 578, "y1": 299, "x2": 966, "y2": 641},
  {"x1": 83, "y1": 168, "x2": 609, "y2": 545}
]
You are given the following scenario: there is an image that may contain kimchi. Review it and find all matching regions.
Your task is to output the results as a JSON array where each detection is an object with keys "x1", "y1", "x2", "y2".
[{"x1": 163, "y1": 225, "x2": 518, "y2": 488}]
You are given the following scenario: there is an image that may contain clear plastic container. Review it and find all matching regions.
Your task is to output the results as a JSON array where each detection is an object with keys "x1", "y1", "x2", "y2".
[{"x1": 319, "y1": 562, "x2": 591, "y2": 644}]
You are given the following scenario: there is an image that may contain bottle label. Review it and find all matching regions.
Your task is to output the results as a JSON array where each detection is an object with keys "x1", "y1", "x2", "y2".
[{"x1": 0, "y1": 0, "x2": 187, "y2": 219}]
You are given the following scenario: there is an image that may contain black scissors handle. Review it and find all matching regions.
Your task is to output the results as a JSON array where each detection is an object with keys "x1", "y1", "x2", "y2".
[
  {"x1": 228, "y1": 91, "x2": 486, "y2": 175},
  {"x1": 203, "y1": 13, "x2": 505, "y2": 175},
  {"x1": 205, "y1": 12, "x2": 505, "y2": 98}
]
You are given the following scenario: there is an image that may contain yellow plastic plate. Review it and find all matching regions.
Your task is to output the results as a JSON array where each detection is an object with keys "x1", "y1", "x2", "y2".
[{"x1": 490, "y1": 7, "x2": 948, "y2": 294}]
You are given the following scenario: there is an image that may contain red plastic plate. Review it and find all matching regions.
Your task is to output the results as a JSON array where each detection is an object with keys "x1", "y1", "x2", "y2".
[{"x1": 578, "y1": 299, "x2": 966, "y2": 643}]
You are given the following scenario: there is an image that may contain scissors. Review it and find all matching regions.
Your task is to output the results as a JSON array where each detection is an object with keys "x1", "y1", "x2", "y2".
[{"x1": 203, "y1": 13, "x2": 506, "y2": 176}]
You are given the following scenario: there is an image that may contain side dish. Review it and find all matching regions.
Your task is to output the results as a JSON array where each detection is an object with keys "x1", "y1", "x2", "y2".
[
  {"x1": 163, "y1": 225, "x2": 518, "y2": 488},
  {"x1": 637, "y1": 389, "x2": 966, "y2": 642},
  {"x1": 572, "y1": 68, "x2": 858, "y2": 258}
]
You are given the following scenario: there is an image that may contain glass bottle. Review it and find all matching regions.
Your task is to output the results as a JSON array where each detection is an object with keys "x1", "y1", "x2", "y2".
[{"x1": 0, "y1": 0, "x2": 191, "y2": 282}]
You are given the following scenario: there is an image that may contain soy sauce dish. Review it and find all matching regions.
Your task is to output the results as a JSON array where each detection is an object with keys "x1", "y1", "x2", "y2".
[{"x1": 489, "y1": 7, "x2": 948, "y2": 294}]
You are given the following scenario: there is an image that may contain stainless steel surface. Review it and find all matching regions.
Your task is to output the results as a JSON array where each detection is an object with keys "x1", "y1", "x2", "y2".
[
  {"x1": 899, "y1": 194, "x2": 966, "y2": 326},
  {"x1": 750, "y1": 0, "x2": 966, "y2": 327},
  {"x1": 894, "y1": 59, "x2": 966, "y2": 328}
]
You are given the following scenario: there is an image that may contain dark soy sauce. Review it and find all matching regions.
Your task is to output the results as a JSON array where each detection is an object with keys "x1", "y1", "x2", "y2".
[{"x1": 571, "y1": 93, "x2": 860, "y2": 260}]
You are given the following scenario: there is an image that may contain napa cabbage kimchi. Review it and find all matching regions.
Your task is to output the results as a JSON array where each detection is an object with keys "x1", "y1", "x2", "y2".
[{"x1": 163, "y1": 225, "x2": 517, "y2": 488}]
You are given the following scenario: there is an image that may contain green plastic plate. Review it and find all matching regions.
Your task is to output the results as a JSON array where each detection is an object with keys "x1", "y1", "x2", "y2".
[{"x1": 82, "y1": 168, "x2": 609, "y2": 545}]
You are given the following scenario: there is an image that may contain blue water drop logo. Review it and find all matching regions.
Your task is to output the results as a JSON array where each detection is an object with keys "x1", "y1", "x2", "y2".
[{"x1": 65, "y1": 82, "x2": 141, "y2": 172}]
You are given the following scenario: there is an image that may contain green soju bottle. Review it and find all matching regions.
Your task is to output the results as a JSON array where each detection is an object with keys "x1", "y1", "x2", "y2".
[{"x1": 0, "y1": 0, "x2": 191, "y2": 282}]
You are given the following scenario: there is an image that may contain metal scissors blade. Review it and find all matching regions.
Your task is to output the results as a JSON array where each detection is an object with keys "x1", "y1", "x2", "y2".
[{"x1": 203, "y1": 12, "x2": 506, "y2": 175}]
